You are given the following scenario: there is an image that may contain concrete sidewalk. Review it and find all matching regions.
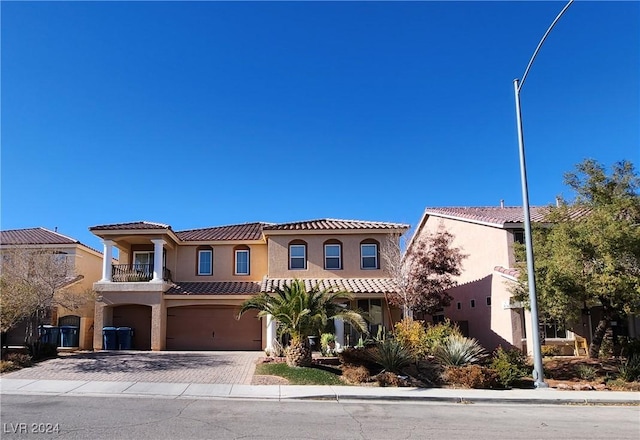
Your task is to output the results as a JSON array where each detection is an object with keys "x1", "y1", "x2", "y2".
[{"x1": 1, "y1": 378, "x2": 638, "y2": 405}]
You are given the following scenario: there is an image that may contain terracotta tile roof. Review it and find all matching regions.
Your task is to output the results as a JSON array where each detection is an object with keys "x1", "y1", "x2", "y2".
[
  {"x1": 165, "y1": 281, "x2": 262, "y2": 295},
  {"x1": 263, "y1": 219, "x2": 410, "y2": 231},
  {"x1": 260, "y1": 278, "x2": 397, "y2": 294},
  {"x1": 89, "y1": 221, "x2": 171, "y2": 231},
  {"x1": 423, "y1": 206, "x2": 590, "y2": 227},
  {"x1": 494, "y1": 266, "x2": 520, "y2": 279},
  {"x1": 176, "y1": 222, "x2": 268, "y2": 241},
  {"x1": 1, "y1": 227, "x2": 80, "y2": 245}
]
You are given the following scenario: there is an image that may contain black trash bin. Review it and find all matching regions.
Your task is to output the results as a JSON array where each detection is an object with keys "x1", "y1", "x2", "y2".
[
  {"x1": 38, "y1": 325, "x2": 60, "y2": 346},
  {"x1": 102, "y1": 327, "x2": 118, "y2": 350},
  {"x1": 307, "y1": 335, "x2": 319, "y2": 351},
  {"x1": 59, "y1": 326, "x2": 80, "y2": 348},
  {"x1": 116, "y1": 327, "x2": 134, "y2": 350}
]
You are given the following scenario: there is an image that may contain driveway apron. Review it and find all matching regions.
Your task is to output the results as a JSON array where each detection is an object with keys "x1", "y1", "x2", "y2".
[{"x1": 1, "y1": 351, "x2": 263, "y2": 385}]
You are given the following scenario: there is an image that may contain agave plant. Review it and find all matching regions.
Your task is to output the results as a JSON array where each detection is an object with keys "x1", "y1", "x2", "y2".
[
  {"x1": 238, "y1": 280, "x2": 368, "y2": 367},
  {"x1": 435, "y1": 334, "x2": 487, "y2": 366},
  {"x1": 371, "y1": 339, "x2": 412, "y2": 374}
]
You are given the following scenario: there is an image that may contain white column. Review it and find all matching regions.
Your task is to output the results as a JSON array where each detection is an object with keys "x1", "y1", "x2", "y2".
[
  {"x1": 334, "y1": 317, "x2": 345, "y2": 347},
  {"x1": 100, "y1": 240, "x2": 114, "y2": 282},
  {"x1": 266, "y1": 314, "x2": 276, "y2": 351},
  {"x1": 151, "y1": 239, "x2": 165, "y2": 282}
]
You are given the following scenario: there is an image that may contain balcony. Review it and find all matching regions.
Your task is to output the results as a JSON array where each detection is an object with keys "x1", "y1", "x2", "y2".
[{"x1": 112, "y1": 264, "x2": 172, "y2": 282}]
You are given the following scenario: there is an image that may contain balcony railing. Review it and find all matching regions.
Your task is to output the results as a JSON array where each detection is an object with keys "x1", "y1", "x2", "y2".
[{"x1": 112, "y1": 264, "x2": 172, "y2": 282}]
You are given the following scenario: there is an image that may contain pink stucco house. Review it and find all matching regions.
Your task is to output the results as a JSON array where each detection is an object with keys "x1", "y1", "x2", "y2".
[{"x1": 407, "y1": 206, "x2": 636, "y2": 355}]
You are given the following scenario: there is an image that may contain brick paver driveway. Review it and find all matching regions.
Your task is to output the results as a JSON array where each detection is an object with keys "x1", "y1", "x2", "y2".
[{"x1": 2, "y1": 351, "x2": 263, "y2": 385}]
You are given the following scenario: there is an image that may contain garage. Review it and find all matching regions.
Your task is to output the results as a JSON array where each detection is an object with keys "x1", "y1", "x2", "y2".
[
  {"x1": 112, "y1": 304, "x2": 152, "y2": 350},
  {"x1": 166, "y1": 306, "x2": 262, "y2": 351}
]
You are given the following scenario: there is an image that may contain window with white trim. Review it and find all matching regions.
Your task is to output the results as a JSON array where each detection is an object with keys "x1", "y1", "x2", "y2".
[
  {"x1": 360, "y1": 243, "x2": 379, "y2": 270},
  {"x1": 324, "y1": 242, "x2": 342, "y2": 270},
  {"x1": 289, "y1": 243, "x2": 307, "y2": 270},
  {"x1": 198, "y1": 249, "x2": 212, "y2": 275},
  {"x1": 235, "y1": 249, "x2": 250, "y2": 275},
  {"x1": 541, "y1": 319, "x2": 567, "y2": 339}
]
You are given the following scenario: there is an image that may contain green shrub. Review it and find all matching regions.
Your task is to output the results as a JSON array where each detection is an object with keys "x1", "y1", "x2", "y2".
[
  {"x1": 442, "y1": 365, "x2": 499, "y2": 389},
  {"x1": 394, "y1": 318, "x2": 429, "y2": 361},
  {"x1": 619, "y1": 337, "x2": 640, "y2": 358},
  {"x1": 423, "y1": 319, "x2": 463, "y2": 354},
  {"x1": 5, "y1": 352, "x2": 33, "y2": 368},
  {"x1": 541, "y1": 345, "x2": 560, "y2": 357},
  {"x1": 575, "y1": 364, "x2": 597, "y2": 381},
  {"x1": 435, "y1": 335, "x2": 487, "y2": 367},
  {"x1": 342, "y1": 365, "x2": 370, "y2": 384},
  {"x1": 618, "y1": 354, "x2": 640, "y2": 382},
  {"x1": 25, "y1": 342, "x2": 58, "y2": 361},
  {"x1": 320, "y1": 333, "x2": 336, "y2": 356},
  {"x1": 370, "y1": 339, "x2": 412, "y2": 374},
  {"x1": 490, "y1": 346, "x2": 528, "y2": 388}
]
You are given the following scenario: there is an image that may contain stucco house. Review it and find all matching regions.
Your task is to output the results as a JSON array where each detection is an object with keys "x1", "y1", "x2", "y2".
[
  {"x1": 408, "y1": 206, "x2": 601, "y2": 355},
  {"x1": 0, "y1": 227, "x2": 103, "y2": 349},
  {"x1": 89, "y1": 219, "x2": 410, "y2": 351}
]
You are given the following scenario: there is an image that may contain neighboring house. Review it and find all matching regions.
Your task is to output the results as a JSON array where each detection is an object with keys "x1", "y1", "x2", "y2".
[
  {"x1": 89, "y1": 219, "x2": 410, "y2": 351},
  {"x1": 0, "y1": 227, "x2": 103, "y2": 349},
  {"x1": 408, "y1": 206, "x2": 602, "y2": 355}
]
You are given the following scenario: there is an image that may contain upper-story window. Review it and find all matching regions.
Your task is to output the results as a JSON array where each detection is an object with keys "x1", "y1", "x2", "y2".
[
  {"x1": 234, "y1": 246, "x2": 250, "y2": 276},
  {"x1": 513, "y1": 230, "x2": 525, "y2": 245},
  {"x1": 360, "y1": 239, "x2": 379, "y2": 270},
  {"x1": 197, "y1": 247, "x2": 213, "y2": 276},
  {"x1": 324, "y1": 240, "x2": 342, "y2": 270},
  {"x1": 289, "y1": 240, "x2": 307, "y2": 270},
  {"x1": 133, "y1": 251, "x2": 154, "y2": 271}
]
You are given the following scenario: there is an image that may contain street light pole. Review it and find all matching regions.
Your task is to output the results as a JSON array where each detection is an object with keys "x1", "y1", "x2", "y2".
[{"x1": 513, "y1": 0, "x2": 574, "y2": 389}]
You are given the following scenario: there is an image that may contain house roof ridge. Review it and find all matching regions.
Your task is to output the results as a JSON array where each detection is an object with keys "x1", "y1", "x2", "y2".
[
  {"x1": 175, "y1": 221, "x2": 272, "y2": 233},
  {"x1": 89, "y1": 221, "x2": 172, "y2": 230}
]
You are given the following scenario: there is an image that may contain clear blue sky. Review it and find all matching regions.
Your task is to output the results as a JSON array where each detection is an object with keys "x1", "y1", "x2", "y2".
[{"x1": 1, "y1": 1, "x2": 638, "y2": 250}]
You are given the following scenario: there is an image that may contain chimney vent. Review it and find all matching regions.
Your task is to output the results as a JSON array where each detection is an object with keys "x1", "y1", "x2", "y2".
[{"x1": 500, "y1": 199, "x2": 505, "y2": 208}]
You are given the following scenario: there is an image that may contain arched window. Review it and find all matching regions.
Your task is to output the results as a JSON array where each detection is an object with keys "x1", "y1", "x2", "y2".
[
  {"x1": 234, "y1": 245, "x2": 250, "y2": 276},
  {"x1": 288, "y1": 240, "x2": 307, "y2": 270},
  {"x1": 196, "y1": 246, "x2": 213, "y2": 276},
  {"x1": 360, "y1": 239, "x2": 380, "y2": 270},
  {"x1": 323, "y1": 239, "x2": 342, "y2": 270}
]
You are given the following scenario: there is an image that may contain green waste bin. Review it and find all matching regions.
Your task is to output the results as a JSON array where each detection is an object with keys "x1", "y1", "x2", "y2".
[
  {"x1": 102, "y1": 327, "x2": 118, "y2": 350},
  {"x1": 39, "y1": 325, "x2": 60, "y2": 346},
  {"x1": 59, "y1": 326, "x2": 80, "y2": 347},
  {"x1": 116, "y1": 327, "x2": 133, "y2": 350}
]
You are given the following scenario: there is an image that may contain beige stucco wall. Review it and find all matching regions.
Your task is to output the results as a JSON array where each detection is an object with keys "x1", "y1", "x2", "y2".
[
  {"x1": 267, "y1": 233, "x2": 393, "y2": 278},
  {"x1": 173, "y1": 243, "x2": 268, "y2": 281}
]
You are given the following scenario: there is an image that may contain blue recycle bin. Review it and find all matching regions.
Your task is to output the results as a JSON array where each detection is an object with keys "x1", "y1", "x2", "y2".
[
  {"x1": 38, "y1": 325, "x2": 60, "y2": 346},
  {"x1": 102, "y1": 327, "x2": 118, "y2": 350},
  {"x1": 116, "y1": 327, "x2": 134, "y2": 350},
  {"x1": 59, "y1": 326, "x2": 80, "y2": 348}
]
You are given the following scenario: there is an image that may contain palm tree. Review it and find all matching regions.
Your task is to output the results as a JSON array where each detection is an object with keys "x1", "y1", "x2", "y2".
[{"x1": 238, "y1": 279, "x2": 368, "y2": 367}]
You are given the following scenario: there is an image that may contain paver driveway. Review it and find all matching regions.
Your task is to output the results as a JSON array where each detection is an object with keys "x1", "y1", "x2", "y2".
[{"x1": 2, "y1": 351, "x2": 263, "y2": 385}]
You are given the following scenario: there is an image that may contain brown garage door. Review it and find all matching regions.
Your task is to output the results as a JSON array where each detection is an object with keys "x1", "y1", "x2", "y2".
[{"x1": 166, "y1": 306, "x2": 261, "y2": 351}]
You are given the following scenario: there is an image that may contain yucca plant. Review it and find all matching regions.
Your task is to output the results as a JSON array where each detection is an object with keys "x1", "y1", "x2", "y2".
[
  {"x1": 371, "y1": 339, "x2": 412, "y2": 374},
  {"x1": 238, "y1": 280, "x2": 368, "y2": 367},
  {"x1": 618, "y1": 354, "x2": 640, "y2": 382},
  {"x1": 435, "y1": 334, "x2": 487, "y2": 366}
]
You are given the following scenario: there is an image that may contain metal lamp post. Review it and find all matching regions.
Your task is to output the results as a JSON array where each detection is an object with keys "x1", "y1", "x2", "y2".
[{"x1": 513, "y1": 0, "x2": 574, "y2": 388}]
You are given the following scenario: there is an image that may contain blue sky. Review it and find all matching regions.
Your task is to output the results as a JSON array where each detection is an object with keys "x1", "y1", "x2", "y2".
[{"x1": 1, "y1": 1, "x2": 638, "y2": 250}]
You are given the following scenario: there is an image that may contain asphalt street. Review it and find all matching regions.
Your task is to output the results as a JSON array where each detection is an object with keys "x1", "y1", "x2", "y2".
[{"x1": 1, "y1": 394, "x2": 639, "y2": 440}]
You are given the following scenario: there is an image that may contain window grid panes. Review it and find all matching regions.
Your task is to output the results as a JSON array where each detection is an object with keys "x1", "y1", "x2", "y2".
[
  {"x1": 324, "y1": 244, "x2": 341, "y2": 270},
  {"x1": 198, "y1": 250, "x2": 212, "y2": 275},
  {"x1": 289, "y1": 245, "x2": 306, "y2": 270},
  {"x1": 361, "y1": 244, "x2": 378, "y2": 269},
  {"x1": 235, "y1": 250, "x2": 249, "y2": 275}
]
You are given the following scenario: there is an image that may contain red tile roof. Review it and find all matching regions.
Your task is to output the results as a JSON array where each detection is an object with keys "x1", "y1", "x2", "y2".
[
  {"x1": 261, "y1": 277, "x2": 397, "y2": 294},
  {"x1": 263, "y1": 219, "x2": 409, "y2": 231},
  {"x1": 89, "y1": 221, "x2": 171, "y2": 231},
  {"x1": 1, "y1": 227, "x2": 80, "y2": 245},
  {"x1": 176, "y1": 222, "x2": 268, "y2": 241},
  {"x1": 165, "y1": 281, "x2": 262, "y2": 295},
  {"x1": 494, "y1": 266, "x2": 520, "y2": 279},
  {"x1": 423, "y1": 206, "x2": 590, "y2": 226}
]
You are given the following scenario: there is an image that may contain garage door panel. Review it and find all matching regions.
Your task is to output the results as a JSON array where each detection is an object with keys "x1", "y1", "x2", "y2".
[{"x1": 166, "y1": 306, "x2": 261, "y2": 351}]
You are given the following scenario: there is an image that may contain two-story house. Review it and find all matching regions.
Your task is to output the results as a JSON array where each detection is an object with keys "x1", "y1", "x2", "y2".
[
  {"x1": 0, "y1": 227, "x2": 103, "y2": 349},
  {"x1": 89, "y1": 219, "x2": 409, "y2": 351}
]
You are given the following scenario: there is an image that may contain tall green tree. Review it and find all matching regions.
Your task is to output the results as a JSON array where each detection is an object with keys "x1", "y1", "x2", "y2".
[
  {"x1": 514, "y1": 159, "x2": 640, "y2": 358},
  {"x1": 238, "y1": 280, "x2": 368, "y2": 367}
]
